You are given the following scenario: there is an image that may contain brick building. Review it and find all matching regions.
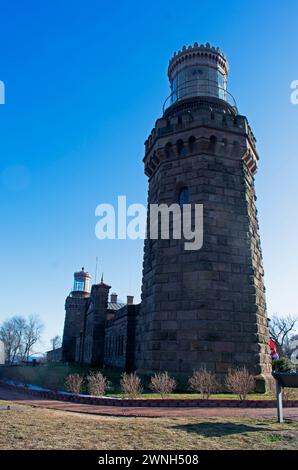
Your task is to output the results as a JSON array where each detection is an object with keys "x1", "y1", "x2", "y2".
[
  {"x1": 61, "y1": 269, "x2": 138, "y2": 372},
  {"x1": 61, "y1": 43, "x2": 272, "y2": 390},
  {"x1": 46, "y1": 347, "x2": 62, "y2": 362}
]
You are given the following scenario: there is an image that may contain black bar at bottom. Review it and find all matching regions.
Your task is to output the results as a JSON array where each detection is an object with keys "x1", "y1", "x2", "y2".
[{"x1": 0, "y1": 450, "x2": 297, "y2": 466}]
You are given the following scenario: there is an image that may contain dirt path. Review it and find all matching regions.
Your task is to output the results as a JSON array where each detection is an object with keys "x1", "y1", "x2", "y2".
[{"x1": 1, "y1": 385, "x2": 297, "y2": 420}]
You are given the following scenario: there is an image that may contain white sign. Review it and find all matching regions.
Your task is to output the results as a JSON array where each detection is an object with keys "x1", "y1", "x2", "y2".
[{"x1": 290, "y1": 80, "x2": 298, "y2": 105}]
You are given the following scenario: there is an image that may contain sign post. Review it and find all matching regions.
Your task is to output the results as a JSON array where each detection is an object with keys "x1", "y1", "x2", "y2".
[
  {"x1": 273, "y1": 372, "x2": 298, "y2": 423},
  {"x1": 276, "y1": 380, "x2": 283, "y2": 423}
]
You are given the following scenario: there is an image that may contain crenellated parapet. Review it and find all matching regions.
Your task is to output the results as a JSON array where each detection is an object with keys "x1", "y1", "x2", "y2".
[
  {"x1": 168, "y1": 42, "x2": 229, "y2": 80},
  {"x1": 144, "y1": 106, "x2": 258, "y2": 178}
]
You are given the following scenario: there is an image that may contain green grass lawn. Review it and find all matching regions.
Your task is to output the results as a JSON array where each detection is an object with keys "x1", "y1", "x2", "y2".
[
  {"x1": 0, "y1": 400, "x2": 297, "y2": 450},
  {"x1": 109, "y1": 393, "x2": 276, "y2": 400}
]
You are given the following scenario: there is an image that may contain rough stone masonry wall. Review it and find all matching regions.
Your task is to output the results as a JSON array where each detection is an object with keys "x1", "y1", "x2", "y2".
[
  {"x1": 104, "y1": 305, "x2": 138, "y2": 371},
  {"x1": 83, "y1": 284, "x2": 110, "y2": 365},
  {"x1": 135, "y1": 114, "x2": 271, "y2": 390},
  {"x1": 62, "y1": 295, "x2": 89, "y2": 362},
  {"x1": 82, "y1": 306, "x2": 94, "y2": 364},
  {"x1": 243, "y1": 163, "x2": 271, "y2": 380}
]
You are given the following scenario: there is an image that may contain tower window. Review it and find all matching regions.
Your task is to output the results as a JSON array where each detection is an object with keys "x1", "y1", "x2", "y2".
[
  {"x1": 73, "y1": 279, "x2": 85, "y2": 291},
  {"x1": 165, "y1": 142, "x2": 173, "y2": 158},
  {"x1": 179, "y1": 187, "x2": 189, "y2": 208},
  {"x1": 209, "y1": 135, "x2": 217, "y2": 151}
]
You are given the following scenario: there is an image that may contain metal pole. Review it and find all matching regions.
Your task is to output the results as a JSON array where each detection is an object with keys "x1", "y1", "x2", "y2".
[{"x1": 276, "y1": 380, "x2": 283, "y2": 423}]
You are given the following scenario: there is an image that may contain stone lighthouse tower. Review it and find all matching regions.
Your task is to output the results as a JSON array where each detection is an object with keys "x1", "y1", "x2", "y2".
[
  {"x1": 62, "y1": 268, "x2": 91, "y2": 362},
  {"x1": 136, "y1": 43, "x2": 271, "y2": 390}
]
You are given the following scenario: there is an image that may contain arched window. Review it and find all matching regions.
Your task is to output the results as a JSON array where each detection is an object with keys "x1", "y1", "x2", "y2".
[
  {"x1": 176, "y1": 139, "x2": 184, "y2": 156},
  {"x1": 209, "y1": 135, "x2": 217, "y2": 151},
  {"x1": 165, "y1": 142, "x2": 173, "y2": 159},
  {"x1": 179, "y1": 187, "x2": 189, "y2": 208}
]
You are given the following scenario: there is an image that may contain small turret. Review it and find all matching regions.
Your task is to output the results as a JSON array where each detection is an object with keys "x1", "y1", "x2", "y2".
[{"x1": 167, "y1": 42, "x2": 231, "y2": 107}]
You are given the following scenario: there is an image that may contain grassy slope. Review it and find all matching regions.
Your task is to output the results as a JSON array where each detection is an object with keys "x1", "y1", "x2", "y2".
[
  {"x1": 0, "y1": 363, "x2": 121, "y2": 392},
  {"x1": 0, "y1": 400, "x2": 297, "y2": 450}
]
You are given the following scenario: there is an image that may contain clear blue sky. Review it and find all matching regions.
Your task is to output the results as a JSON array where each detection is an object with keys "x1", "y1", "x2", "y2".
[{"x1": 0, "y1": 0, "x2": 297, "y2": 353}]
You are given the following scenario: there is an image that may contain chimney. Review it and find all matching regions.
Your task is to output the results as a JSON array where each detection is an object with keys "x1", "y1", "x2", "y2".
[
  {"x1": 127, "y1": 295, "x2": 134, "y2": 305},
  {"x1": 110, "y1": 293, "x2": 118, "y2": 303}
]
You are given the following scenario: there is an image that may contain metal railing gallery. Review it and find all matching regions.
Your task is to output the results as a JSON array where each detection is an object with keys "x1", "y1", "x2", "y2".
[{"x1": 163, "y1": 79, "x2": 237, "y2": 113}]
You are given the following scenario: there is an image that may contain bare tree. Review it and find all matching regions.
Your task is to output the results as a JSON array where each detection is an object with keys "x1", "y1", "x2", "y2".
[
  {"x1": 269, "y1": 314, "x2": 298, "y2": 356},
  {"x1": 149, "y1": 372, "x2": 176, "y2": 398},
  {"x1": 225, "y1": 367, "x2": 255, "y2": 400},
  {"x1": 0, "y1": 318, "x2": 14, "y2": 362},
  {"x1": 0, "y1": 315, "x2": 43, "y2": 363},
  {"x1": 50, "y1": 335, "x2": 62, "y2": 350},
  {"x1": 23, "y1": 315, "x2": 44, "y2": 360},
  {"x1": 188, "y1": 368, "x2": 219, "y2": 399},
  {"x1": 120, "y1": 372, "x2": 143, "y2": 398},
  {"x1": 65, "y1": 374, "x2": 83, "y2": 394},
  {"x1": 0, "y1": 316, "x2": 26, "y2": 363},
  {"x1": 87, "y1": 371, "x2": 110, "y2": 396}
]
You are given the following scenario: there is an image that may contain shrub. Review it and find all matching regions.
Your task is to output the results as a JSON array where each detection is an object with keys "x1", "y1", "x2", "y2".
[
  {"x1": 64, "y1": 374, "x2": 83, "y2": 394},
  {"x1": 120, "y1": 372, "x2": 143, "y2": 398},
  {"x1": 149, "y1": 371, "x2": 176, "y2": 398},
  {"x1": 272, "y1": 357, "x2": 295, "y2": 373},
  {"x1": 225, "y1": 367, "x2": 255, "y2": 400},
  {"x1": 87, "y1": 371, "x2": 110, "y2": 396},
  {"x1": 188, "y1": 368, "x2": 219, "y2": 399}
]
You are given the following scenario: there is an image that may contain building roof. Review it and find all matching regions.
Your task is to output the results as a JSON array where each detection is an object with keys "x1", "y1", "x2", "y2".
[
  {"x1": 74, "y1": 267, "x2": 91, "y2": 278},
  {"x1": 107, "y1": 301, "x2": 126, "y2": 311}
]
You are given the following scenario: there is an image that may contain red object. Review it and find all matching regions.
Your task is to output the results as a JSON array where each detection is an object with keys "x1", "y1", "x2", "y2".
[{"x1": 269, "y1": 338, "x2": 279, "y2": 358}]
